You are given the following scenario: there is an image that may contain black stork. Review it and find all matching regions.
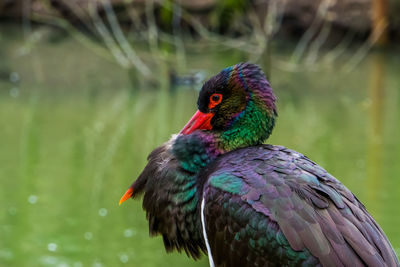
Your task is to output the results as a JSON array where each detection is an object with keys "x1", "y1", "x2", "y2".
[{"x1": 119, "y1": 62, "x2": 399, "y2": 266}]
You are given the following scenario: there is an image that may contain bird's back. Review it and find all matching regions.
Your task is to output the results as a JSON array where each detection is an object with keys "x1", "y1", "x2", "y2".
[{"x1": 199, "y1": 145, "x2": 399, "y2": 266}]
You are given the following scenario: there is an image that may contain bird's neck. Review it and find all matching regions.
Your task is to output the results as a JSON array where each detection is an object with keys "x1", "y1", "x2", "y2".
[
  {"x1": 219, "y1": 100, "x2": 275, "y2": 151},
  {"x1": 173, "y1": 101, "x2": 275, "y2": 173}
]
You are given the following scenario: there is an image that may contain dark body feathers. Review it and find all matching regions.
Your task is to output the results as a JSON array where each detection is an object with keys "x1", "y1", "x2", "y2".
[
  {"x1": 199, "y1": 145, "x2": 399, "y2": 267},
  {"x1": 131, "y1": 142, "x2": 207, "y2": 258}
]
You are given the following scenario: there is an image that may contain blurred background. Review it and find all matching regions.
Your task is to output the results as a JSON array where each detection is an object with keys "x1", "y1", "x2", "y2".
[{"x1": 0, "y1": 0, "x2": 399, "y2": 266}]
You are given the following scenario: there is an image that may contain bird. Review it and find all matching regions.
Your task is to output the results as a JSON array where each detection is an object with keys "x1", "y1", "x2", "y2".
[{"x1": 119, "y1": 62, "x2": 399, "y2": 266}]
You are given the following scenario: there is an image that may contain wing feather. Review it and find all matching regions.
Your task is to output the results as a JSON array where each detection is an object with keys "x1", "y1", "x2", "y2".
[{"x1": 200, "y1": 145, "x2": 399, "y2": 266}]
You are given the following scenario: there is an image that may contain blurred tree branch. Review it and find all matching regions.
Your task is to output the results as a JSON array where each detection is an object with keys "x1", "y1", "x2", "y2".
[
  {"x1": 370, "y1": 0, "x2": 388, "y2": 46},
  {"x1": 1, "y1": 0, "x2": 396, "y2": 78}
]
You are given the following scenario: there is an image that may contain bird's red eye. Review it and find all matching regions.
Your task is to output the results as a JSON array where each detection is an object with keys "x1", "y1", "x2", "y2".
[{"x1": 209, "y1": 93, "x2": 222, "y2": 109}]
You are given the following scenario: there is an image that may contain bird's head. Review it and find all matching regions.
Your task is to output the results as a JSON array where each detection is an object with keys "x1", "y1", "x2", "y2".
[{"x1": 180, "y1": 62, "x2": 277, "y2": 150}]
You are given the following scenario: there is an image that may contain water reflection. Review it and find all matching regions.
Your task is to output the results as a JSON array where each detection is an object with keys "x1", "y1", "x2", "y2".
[{"x1": 366, "y1": 52, "x2": 385, "y2": 208}]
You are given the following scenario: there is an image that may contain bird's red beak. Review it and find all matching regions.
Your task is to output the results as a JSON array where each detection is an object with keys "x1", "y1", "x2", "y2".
[
  {"x1": 180, "y1": 110, "x2": 214, "y2": 135},
  {"x1": 119, "y1": 187, "x2": 134, "y2": 206}
]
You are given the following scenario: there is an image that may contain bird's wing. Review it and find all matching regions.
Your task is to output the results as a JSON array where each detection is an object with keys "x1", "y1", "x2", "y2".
[{"x1": 200, "y1": 145, "x2": 399, "y2": 267}]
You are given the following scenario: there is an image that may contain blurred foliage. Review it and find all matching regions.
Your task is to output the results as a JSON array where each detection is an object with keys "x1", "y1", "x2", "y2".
[
  {"x1": 210, "y1": 0, "x2": 250, "y2": 33},
  {"x1": 159, "y1": 0, "x2": 174, "y2": 31}
]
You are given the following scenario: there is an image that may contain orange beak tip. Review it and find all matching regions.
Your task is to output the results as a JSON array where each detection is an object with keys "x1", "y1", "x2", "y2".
[{"x1": 119, "y1": 187, "x2": 134, "y2": 206}]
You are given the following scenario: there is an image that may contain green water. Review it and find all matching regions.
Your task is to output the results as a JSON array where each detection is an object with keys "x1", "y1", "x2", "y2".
[{"x1": 1, "y1": 26, "x2": 399, "y2": 266}]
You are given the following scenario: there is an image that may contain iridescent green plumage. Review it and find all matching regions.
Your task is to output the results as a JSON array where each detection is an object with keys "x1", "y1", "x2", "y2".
[{"x1": 220, "y1": 100, "x2": 275, "y2": 150}]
